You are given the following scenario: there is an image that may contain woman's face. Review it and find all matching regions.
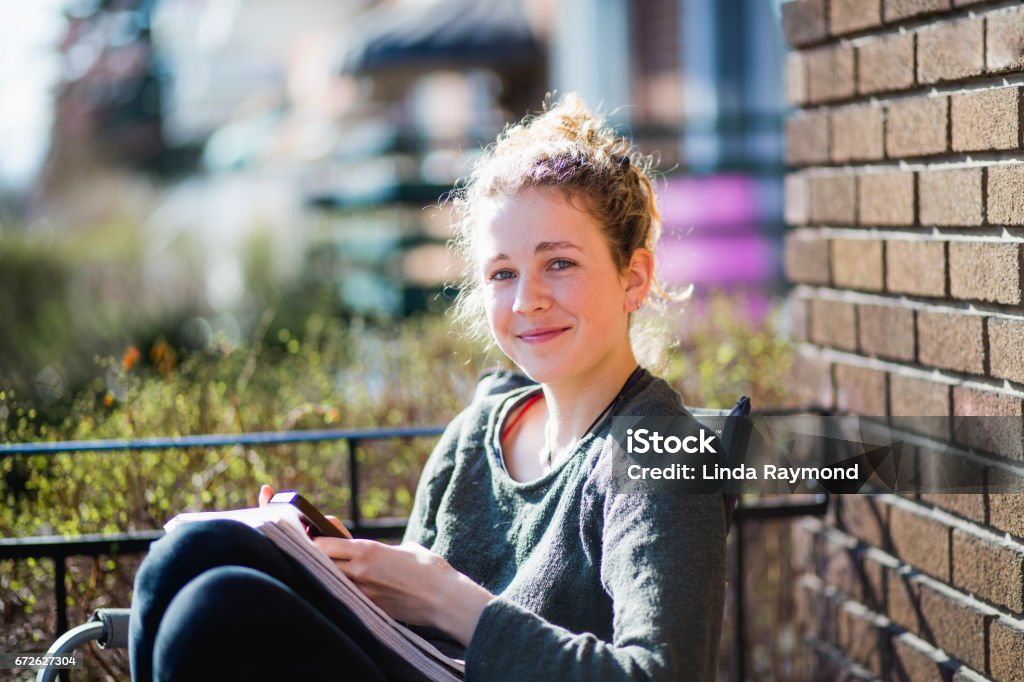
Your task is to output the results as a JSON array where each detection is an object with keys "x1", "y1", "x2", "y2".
[{"x1": 475, "y1": 187, "x2": 635, "y2": 386}]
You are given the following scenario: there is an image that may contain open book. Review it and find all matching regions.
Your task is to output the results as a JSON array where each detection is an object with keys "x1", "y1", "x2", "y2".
[{"x1": 165, "y1": 505, "x2": 465, "y2": 681}]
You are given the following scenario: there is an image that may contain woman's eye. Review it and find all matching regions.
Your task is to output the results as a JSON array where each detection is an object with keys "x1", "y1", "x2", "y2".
[
  {"x1": 550, "y1": 259, "x2": 575, "y2": 271},
  {"x1": 489, "y1": 270, "x2": 515, "y2": 281}
]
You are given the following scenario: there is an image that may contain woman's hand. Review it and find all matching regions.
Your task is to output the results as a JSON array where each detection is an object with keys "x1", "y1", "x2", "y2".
[{"x1": 313, "y1": 536, "x2": 494, "y2": 647}]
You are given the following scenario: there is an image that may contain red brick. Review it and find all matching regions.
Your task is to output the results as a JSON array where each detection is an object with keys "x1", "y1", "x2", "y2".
[
  {"x1": 890, "y1": 632, "x2": 959, "y2": 682},
  {"x1": 920, "y1": 581, "x2": 995, "y2": 671},
  {"x1": 951, "y1": 88, "x2": 1022, "y2": 152},
  {"x1": 917, "y1": 17, "x2": 985, "y2": 84},
  {"x1": 989, "y1": 317, "x2": 1024, "y2": 384},
  {"x1": 949, "y1": 242, "x2": 1023, "y2": 305},
  {"x1": 788, "y1": 297, "x2": 810, "y2": 343},
  {"x1": 952, "y1": 529, "x2": 1024, "y2": 613},
  {"x1": 832, "y1": 106, "x2": 885, "y2": 162},
  {"x1": 833, "y1": 239, "x2": 884, "y2": 291},
  {"x1": 785, "y1": 173, "x2": 809, "y2": 226},
  {"x1": 858, "y1": 304, "x2": 915, "y2": 361},
  {"x1": 886, "y1": 564, "x2": 921, "y2": 632},
  {"x1": 887, "y1": 96, "x2": 949, "y2": 158},
  {"x1": 953, "y1": 386, "x2": 1024, "y2": 417},
  {"x1": 890, "y1": 503, "x2": 951, "y2": 579},
  {"x1": 810, "y1": 299, "x2": 858, "y2": 350},
  {"x1": 819, "y1": 533, "x2": 869, "y2": 602},
  {"x1": 890, "y1": 375, "x2": 951, "y2": 441},
  {"x1": 831, "y1": 0, "x2": 882, "y2": 35},
  {"x1": 810, "y1": 174, "x2": 857, "y2": 225},
  {"x1": 793, "y1": 517, "x2": 823, "y2": 573},
  {"x1": 786, "y1": 53, "x2": 807, "y2": 106},
  {"x1": 786, "y1": 111, "x2": 830, "y2": 166},
  {"x1": 858, "y1": 32, "x2": 915, "y2": 95},
  {"x1": 885, "y1": 0, "x2": 952, "y2": 22},
  {"x1": 918, "y1": 448, "x2": 986, "y2": 519},
  {"x1": 858, "y1": 171, "x2": 915, "y2": 226},
  {"x1": 787, "y1": 350, "x2": 835, "y2": 409},
  {"x1": 917, "y1": 311, "x2": 985, "y2": 374},
  {"x1": 860, "y1": 550, "x2": 889, "y2": 614},
  {"x1": 989, "y1": 466, "x2": 1024, "y2": 541},
  {"x1": 806, "y1": 45, "x2": 857, "y2": 104},
  {"x1": 890, "y1": 375, "x2": 950, "y2": 417},
  {"x1": 990, "y1": 617, "x2": 1024, "y2": 682},
  {"x1": 920, "y1": 491, "x2": 986, "y2": 526},
  {"x1": 782, "y1": 0, "x2": 828, "y2": 48},
  {"x1": 837, "y1": 495, "x2": 889, "y2": 548},
  {"x1": 987, "y1": 7, "x2": 1024, "y2": 73},
  {"x1": 885, "y1": 241, "x2": 946, "y2": 297},
  {"x1": 952, "y1": 386, "x2": 1024, "y2": 460},
  {"x1": 796, "y1": 576, "x2": 835, "y2": 642},
  {"x1": 838, "y1": 603, "x2": 889, "y2": 677},
  {"x1": 796, "y1": 578, "x2": 837, "y2": 644},
  {"x1": 918, "y1": 168, "x2": 983, "y2": 227},
  {"x1": 785, "y1": 232, "x2": 830, "y2": 285},
  {"x1": 988, "y1": 165, "x2": 1024, "y2": 226},
  {"x1": 836, "y1": 364, "x2": 888, "y2": 415}
]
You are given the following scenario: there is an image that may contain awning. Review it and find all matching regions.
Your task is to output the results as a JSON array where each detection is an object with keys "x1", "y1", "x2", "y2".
[{"x1": 340, "y1": 0, "x2": 540, "y2": 75}]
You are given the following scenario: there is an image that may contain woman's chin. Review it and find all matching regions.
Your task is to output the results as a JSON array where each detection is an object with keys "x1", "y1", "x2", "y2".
[{"x1": 510, "y1": 359, "x2": 570, "y2": 386}]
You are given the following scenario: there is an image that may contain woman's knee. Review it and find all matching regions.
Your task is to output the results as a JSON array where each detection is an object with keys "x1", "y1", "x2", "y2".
[
  {"x1": 151, "y1": 566, "x2": 374, "y2": 681},
  {"x1": 157, "y1": 565, "x2": 278, "y2": 640},
  {"x1": 135, "y1": 521, "x2": 268, "y2": 593}
]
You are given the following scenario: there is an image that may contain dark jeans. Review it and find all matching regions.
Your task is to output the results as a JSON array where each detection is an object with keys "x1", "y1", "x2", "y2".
[{"x1": 129, "y1": 520, "x2": 428, "y2": 682}]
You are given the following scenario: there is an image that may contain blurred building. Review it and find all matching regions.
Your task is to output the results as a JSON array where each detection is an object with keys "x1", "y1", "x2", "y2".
[
  {"x1": 552, "y1": 0, "x2": 788, "y2": 300},
  {"x1": 30, "y1": 0, "x2": 788, "y2": 318},
  {"x1": 319, "y1": 0, "x2": 788, "y2": 315},
  {"x1": 305, "y1": 0, "x2": 546, "y2": 314}
]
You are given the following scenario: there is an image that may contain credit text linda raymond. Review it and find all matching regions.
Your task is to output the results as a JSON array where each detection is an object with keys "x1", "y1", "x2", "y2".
[{"x1": 624, "y1": 428, "x2": 860, "y2": 483}]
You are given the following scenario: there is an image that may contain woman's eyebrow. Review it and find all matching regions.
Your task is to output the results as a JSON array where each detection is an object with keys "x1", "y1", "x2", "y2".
[
  {"x1": 483, "y1": 241, "x2": 582, "y2": 268},
  {"x1": 535, "y1": 241, "x2": 582, "y2": 253}
]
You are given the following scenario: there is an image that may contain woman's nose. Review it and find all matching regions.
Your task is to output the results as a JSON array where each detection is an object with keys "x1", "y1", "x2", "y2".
[{"x1": 511, "y1": 272, "x2": 551, "y2": 313}]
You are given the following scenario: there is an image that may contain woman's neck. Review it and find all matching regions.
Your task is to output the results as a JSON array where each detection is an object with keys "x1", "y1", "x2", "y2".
[{"x1": 540, "y1": 351, "x2": 640, "y2": 459}]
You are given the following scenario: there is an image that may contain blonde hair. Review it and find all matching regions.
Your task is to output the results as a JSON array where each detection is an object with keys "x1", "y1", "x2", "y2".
[{"x1": 448, "y1": 93, "x2": 686, "y2": 359}]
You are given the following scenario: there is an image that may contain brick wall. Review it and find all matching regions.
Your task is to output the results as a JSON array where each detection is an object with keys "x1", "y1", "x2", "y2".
[{"x1": 781, "y1": 1, "x2": 1024, "y2": 680}]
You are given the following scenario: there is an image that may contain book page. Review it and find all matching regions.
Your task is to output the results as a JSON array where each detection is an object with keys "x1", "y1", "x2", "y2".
[{"x1": 164, "y1": 507, "x2": 465, "y2": 680}]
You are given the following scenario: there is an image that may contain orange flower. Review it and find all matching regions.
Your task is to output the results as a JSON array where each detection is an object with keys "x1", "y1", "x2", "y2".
[
  {"x1": 149, "y1": 340, "x2": 178, "y2": 375},
  {"x1": 123, "y1": 346, "x2": 141, "y2": 371},
  {"x1": 103, "y1": 393, "x2": 114, "y2": 407}
]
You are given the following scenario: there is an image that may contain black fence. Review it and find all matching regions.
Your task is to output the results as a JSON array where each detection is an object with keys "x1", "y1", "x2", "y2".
[{"x1": 0, "y1": 424, "x2": 827, "y2": 680}]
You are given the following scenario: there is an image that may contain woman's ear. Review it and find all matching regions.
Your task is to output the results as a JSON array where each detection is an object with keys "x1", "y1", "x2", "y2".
[{"x1": 623, "y1": 248, "x2": 655, "y2": 310}]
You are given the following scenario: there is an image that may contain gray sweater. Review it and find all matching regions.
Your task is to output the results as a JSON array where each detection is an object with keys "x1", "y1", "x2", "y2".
[{"x1": 403, "y1": 371, "x2": 727, "y2": 681}]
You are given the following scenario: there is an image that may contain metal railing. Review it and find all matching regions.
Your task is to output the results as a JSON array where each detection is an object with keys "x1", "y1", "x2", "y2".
[
  {"x1": 1, "y1": 424, "x2": 828, "y2": 681},
  {"x1": 0, "y1": 426, "x2": 443, "y2": 637}
]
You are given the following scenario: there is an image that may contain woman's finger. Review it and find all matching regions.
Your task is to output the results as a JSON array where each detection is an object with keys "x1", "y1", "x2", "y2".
[
  {"x1": 313, "y1": 536, "x2": 358, "y2": 560},
  {"x1": 258, "y1": 484, "x2": 275, "y2": 507}
]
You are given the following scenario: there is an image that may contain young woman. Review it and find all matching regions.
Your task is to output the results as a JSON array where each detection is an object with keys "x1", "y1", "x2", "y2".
[{"x1": 129, "y1": 95, "x2": 728, "y2": 681}]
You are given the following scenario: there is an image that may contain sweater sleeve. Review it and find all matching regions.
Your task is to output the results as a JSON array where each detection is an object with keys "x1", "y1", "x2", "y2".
[
  {"x1": 402, "y1": 407, "x2": 471, "y2": 549},
  {"x1": 465, "y1": 490, "x2": 728, "y2": 682}
]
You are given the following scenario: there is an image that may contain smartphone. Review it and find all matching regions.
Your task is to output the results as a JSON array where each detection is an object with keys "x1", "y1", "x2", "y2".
[{"x1": 269, "y1": 491, "x2": 352, "y2": 539}]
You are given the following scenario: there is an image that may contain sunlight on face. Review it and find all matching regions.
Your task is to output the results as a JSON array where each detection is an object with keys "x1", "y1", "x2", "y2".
[{"x1": 474, "y1": 188, "x2": 634, "y2": 385}]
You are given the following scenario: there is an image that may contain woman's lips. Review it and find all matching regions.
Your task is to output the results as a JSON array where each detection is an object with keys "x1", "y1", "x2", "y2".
[{"x1": 516, "y1": 327, "x2": 569, "y2": 344}]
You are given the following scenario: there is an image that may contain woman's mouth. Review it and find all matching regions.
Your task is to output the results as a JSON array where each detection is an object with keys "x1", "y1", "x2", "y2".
[{"x1": 516, "y1": 327, "x2": 569, "y2": 344}]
